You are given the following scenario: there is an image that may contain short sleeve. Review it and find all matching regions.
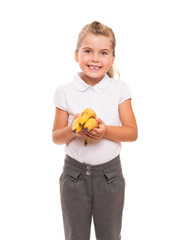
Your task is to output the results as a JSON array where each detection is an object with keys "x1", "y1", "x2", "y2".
[
  {"x1": 119, "y1": 80, "x2": 132, "y2": 104},
  {"x1": 53, "y1": 85, "x2": 68, "y2": 111}
]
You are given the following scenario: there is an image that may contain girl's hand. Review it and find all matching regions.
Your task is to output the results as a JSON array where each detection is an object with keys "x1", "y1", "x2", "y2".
[
  {"x1": 71, "y1": 114, "x2": 86, "y2": 138},
  {"x1": 84, "y1": 118, "x2": 107, "y2": 141}
]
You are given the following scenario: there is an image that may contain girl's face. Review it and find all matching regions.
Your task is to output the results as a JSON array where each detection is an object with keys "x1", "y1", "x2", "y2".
[{"x1": 75, "y1": 34, "x2": 115, "y2": 85}]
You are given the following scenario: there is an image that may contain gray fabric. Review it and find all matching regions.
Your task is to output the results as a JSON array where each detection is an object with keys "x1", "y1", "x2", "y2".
[{"x1": 59, "y1": 155, "x2": 125, "y2": 240}]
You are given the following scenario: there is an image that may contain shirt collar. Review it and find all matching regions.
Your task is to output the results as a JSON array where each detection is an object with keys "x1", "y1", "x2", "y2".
[{"x1": 73, "y1": 72, "x2": 110, "y2": 92}]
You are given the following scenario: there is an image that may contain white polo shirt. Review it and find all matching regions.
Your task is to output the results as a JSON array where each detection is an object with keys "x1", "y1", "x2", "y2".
[{"x1": 54, "y1": 72, "x2": 132, "y2": 165}]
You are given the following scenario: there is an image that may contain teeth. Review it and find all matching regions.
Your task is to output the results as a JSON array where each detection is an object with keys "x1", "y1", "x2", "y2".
[{"x1": 88, "y1": 65, "x2": 101, "y2": 70}]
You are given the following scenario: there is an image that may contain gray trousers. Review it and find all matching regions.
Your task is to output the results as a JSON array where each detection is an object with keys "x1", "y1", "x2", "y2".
[{"x1": 59, "y1": 155, "x2": 125, "y2": 240}]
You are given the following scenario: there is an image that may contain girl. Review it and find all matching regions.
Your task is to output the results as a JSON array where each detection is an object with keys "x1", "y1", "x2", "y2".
[{"x1": 52, "y1": 21, "x2": 138, "y2": 240}]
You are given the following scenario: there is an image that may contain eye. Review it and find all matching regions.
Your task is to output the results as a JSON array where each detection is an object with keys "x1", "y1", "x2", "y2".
[
  {"x1": 101, "y1": 51, "x2": 108, "y2": 55},
  {"x1": 84, "y1": 49, "x2": 91, "y2": 53}
]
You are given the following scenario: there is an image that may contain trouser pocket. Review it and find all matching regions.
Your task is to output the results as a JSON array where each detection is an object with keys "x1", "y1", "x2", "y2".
[
  {"x1": 103, "y1": 163, "x2": 123, "y2": 184},
  {"x1": 60, "y1": 164, "x2": 82, "y2": 183}
]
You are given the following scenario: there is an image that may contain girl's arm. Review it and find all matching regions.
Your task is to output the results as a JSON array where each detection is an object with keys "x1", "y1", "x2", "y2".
[
  {"x1": 52, "y1": 108, "x2": 86, "y2": 145},
  {"x1": 52, "y1": 108, "x2": 75, "y2": 145},
  {"x1": 105, "y1": 99, "x2": 138, "y2": 142},
  {"x1": 85, "y1": 99, "x2": 138, "y2": 142}
]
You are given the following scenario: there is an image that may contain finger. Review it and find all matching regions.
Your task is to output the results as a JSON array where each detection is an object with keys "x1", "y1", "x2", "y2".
[
  {"x1": 87, "y1": 129, "x2": 101, "y2": 134},
  {"x1": 86, "y1": 132, "x2": 101, "y2": 139},
  {"x1": 85, "y1": 131, "x2": 99, "y2": 138},
  {"x1": 75, "y1": 113, "x2": 80, "y2": 118},
  {"x1": 91, "y1": 127, "x2": 99, "y2": 132},
  {"x1": 79, "y1": 130, "x2": 86, "y2": 135},
  {"x1": 96, "y1": 118, "x2": 103, "y2": 124},
  {"x1": 78, "y1": 132, "x2": 86, "y2": 136},
  {"x1": 85, "y1": 131, "x2": 95, "y2": 137},
  {"x1": 85, "y1": 134, "x2": 96, "y2": 139},
  {"x1": 91, "y1": 128, "x2": 102, "y2": 134}
]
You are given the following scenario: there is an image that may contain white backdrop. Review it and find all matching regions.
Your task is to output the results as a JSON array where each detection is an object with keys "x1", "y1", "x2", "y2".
[{"x1": 0, "y1": 0, "x2": 189, "y2": 239}]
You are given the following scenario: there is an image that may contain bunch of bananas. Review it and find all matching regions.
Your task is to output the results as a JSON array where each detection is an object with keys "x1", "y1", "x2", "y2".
[{"x1": 72, "y1": 108, "x2": 98, "y2": 146}]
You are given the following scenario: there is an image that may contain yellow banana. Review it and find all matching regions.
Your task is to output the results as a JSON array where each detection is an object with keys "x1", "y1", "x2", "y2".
[
  {"x1": 72, "y1": 108, "x2": 98, "y2": 146},
  {"x1": 78, "y1": 108, "x2": 97, "y2": 126},
  {"x1": 83, "y1": 118, "x2": 98, "y2": 146},
  {"x1": 84, "y1": 118, "x2": 98, "y2": 131},
  {"x1": 72, "y1": 117, "x2": 83, "y2": 133}
]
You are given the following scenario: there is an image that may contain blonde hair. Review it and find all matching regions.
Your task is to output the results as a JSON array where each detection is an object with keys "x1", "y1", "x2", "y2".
[{"x1": 76, "y1": 21, "x2": 120, "y2": 79}]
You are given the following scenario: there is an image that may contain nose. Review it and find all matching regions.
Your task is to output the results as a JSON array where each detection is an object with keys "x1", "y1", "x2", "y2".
[{"x1": 91, "y1": 52, "x2": 99, "y2": 62}]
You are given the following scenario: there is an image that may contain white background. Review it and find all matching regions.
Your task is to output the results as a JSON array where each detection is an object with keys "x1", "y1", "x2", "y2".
[{"x1": 0, "y1": 0, "x2": 189, "y2": 239}]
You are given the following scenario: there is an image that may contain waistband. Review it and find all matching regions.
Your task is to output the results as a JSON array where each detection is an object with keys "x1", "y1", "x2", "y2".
[
  {"x1": 64, "y1": 154, "x2": 121, "y2": 171},
  {"x1": 63, "y1": 155, "x2": 122, "y2": 179}
]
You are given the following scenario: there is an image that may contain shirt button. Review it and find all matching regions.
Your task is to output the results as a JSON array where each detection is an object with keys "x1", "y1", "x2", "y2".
[
  {"x1": 86, "y1": 170, "x2": 90, "y2": 175},
  {"x1": 86, "y1": 166, "x2": 90, "y2": 170}
]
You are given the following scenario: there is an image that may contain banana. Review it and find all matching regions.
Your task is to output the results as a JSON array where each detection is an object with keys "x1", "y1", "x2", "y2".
[
  {"x1": 83, "y1": 117, "x2": 98, "y2": 146},
  {"x1": 72, "y1": 117, "x2": 83, "y2": 133},
  {"x1": 84, "y1": 118, "x2": 98, "y2": 131},
  {"x1": 78, "y1": 108, "x2": 97, "y2": 126},
  {"x1": 72, "y1": 108, "x2": 98, "y2": 146}
]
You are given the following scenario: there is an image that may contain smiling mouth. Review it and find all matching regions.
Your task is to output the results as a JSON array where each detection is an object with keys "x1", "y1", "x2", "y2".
[{"x1": 87, "y1": 65, "x2": 102, "y2": 70}]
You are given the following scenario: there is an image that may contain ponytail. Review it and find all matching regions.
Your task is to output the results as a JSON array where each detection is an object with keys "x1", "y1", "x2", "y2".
[{"x1": 107, "y1": 65, "x2": 120, "y2": 79}]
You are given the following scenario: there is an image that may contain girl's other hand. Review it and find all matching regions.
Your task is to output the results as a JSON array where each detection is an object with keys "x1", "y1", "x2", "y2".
[{"x1": 85, "y1": 118, "x2": 107, "y2": 140}]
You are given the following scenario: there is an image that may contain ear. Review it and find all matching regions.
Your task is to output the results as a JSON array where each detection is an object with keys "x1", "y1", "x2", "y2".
[{"x1": 74, "y1": 50, "x2": 79, "y2": 63}]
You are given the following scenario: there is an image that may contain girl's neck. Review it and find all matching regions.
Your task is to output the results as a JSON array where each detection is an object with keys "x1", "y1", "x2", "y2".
[{"x1": 80, "y1": 73, "x2": 104, "y2": 87}]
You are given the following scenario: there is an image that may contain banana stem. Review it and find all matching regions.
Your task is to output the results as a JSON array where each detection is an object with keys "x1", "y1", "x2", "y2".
[{"x1": 84, "y1": 138, "x2": 89, "y2": 146}]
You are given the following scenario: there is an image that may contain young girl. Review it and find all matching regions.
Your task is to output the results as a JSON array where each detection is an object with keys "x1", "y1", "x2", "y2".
[{"x1": 52, "y1": 21, "x2": 137, "y2": 240}]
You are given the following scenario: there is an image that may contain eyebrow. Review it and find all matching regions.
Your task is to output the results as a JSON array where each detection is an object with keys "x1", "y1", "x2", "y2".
[{"x1": 82, "y1": 47, "x2": 111, "y2": 52}]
